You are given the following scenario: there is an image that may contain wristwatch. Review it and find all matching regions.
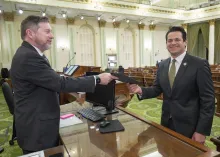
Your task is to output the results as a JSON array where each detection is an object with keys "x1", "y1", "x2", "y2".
[{"x1": 95, "y1": 75, "x2": 101, "y2": 84}]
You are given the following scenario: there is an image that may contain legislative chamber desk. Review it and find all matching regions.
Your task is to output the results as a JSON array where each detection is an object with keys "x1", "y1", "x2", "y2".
[{"x1": 59, "y1": 102, "x2": 220, "y2": 157}]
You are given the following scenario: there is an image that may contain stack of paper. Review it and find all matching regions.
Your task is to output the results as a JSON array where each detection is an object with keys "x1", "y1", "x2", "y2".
[{"x1": 60, "y1": 115, "x2": 83, "y2": 128}]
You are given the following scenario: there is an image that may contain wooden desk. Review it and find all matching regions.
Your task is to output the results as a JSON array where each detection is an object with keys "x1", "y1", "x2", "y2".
[
  {"x1": 60, "y1": 81, "x2": 131, "y2": 106},
  {"x1": 44, "y1": 146, "x2": 69, "y2": 157},
  {"x1": 59, "y1": 103, "x2": 220, "y2": 157},
  {"x1": 19, "y1": 146, "x2": 69, "y2": 157},
  {"x1": 214, "y1": 84, "x2": 220, "y2": 117}
]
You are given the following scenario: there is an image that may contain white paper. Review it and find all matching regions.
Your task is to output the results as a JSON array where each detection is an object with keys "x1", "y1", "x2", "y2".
[
  {"x1": 18, "y1": 151, "x2": 44, "y2": 157},
  {"x1": 60, "y1": 115, "x2": 83, "y2": 128}
]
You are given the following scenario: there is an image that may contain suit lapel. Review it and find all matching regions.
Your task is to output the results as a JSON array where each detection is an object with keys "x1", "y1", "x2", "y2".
[
  {"x1": 172, "y1": 53, "x2": 189, "y2": 91},
  {"x1": 163, "y1": 58, "x2": 172, "y2": 95},
  {"x1": 22, "y1": 41, "x2": 51, "y2": 67}
]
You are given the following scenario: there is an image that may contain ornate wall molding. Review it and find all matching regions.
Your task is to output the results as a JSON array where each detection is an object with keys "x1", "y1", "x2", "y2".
[
  {"x1": 209, "y1": 19, "x2": 215, "y2": 25},
  {"x1": 181, "y1": 23, "x2": 188, "y2": 30},
  {"x1": 50, "y1": 16, "x2": 56, "y2": 24},
  {"x1": 98, "y1": 20, "x2": 106, "y2": 27},
  {"x1": 147, "y1": 8, "x2": 175, "y2": 14},
  {"x1": 58, "y1": 0, "x2": 89, "y2": 3},
  {"x1": 138, "y1": 23, "x2": 145, "y2": 30},
  {"x1": 58, "y1": 0, "x2": 176, "y2": 14},
  {"x1": 113, "y1": 22, "x2": 121, "y2": 28},
  {"x1": 103, "y1": 2, "x2": 138, "y2": 10},
  {"x1": 204, "y1": 7, "x2": 220, "y2": 13},
  {"x1": 3, "y1": 12, "x2": 14, "y2": 21},
  {"x1": 149, "y1": 24, "x2": 156, "y2": 31},
  {"x1": 66, "y1": 18, "x2": 75, "y2": 25}
]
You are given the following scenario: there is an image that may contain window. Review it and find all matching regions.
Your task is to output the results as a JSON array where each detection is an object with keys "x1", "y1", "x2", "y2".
[
  {"x1": 121, "y1": 29, "x2": 134, "y2": 68},
  {"x1": 79, "y1": 26, "x2": 95, "y2": 66}
]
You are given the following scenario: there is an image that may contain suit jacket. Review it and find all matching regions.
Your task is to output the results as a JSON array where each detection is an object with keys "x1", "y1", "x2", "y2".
[
  {"x1": 139, "y1": 53, "x2": 215, "y2": 138},
  {"x1": 10, "y1": 41, "x2": 96, "y2": 151}
]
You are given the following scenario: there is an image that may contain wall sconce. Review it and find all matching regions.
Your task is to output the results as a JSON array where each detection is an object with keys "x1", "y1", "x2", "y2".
[
  {"x1": 60, "y1": 45, "x2": 68, "y2": 51},
  {"x1": 106, "y1": 48, "x2": 116, "y2": 55}
]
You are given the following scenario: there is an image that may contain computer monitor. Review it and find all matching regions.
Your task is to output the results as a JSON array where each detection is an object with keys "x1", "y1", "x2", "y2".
[
  {"x1": 86, "y1": 72, "x2": 118, "y2": 115},
  {"x1": 64, "y1": 65, "x2": 79, "y2": 76}
]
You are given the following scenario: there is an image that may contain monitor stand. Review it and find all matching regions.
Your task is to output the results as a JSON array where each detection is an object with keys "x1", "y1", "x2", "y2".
[{"x1": 98, "y1": 109, "x2": 118, "y2": 115}]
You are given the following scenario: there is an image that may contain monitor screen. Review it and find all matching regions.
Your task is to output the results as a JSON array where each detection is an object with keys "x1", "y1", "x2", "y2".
[
  {"x1": 85, "y1": 72, "x2": 117, "y2": 114},
  {"x1": 64, "y1": 65, "x2": 79, "y2": 75}
]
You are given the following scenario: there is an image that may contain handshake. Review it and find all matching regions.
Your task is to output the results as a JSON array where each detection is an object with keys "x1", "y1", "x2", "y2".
[
  {"x1": 97, "y1": 73, "x2": 142, "y2": 95},
  {"x1": 97, "y1": 73, "x2": 118, "y2": 85}
]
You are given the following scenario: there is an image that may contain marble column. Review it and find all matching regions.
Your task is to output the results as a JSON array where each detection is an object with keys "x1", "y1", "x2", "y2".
[
  {"x1": 209, "y1": 19, "x2": 215, "y2": 64},
  {"x1": 49, "y1": 16, "x2": 57, "y2": 69},
  {"x1": 181, "y1": 23, "x2": 187, "y2": 33},
  {"x1": 113, "y1": 22, "x2": 121, "y2": 68},
  {"x1": 67, "y1": 17, "x2": 76, "y2": 66},
  {"x1": 98, "y1": 20, "x2": 106, "y2": 69},
  {"x1": 149, "y1": 24, "x2": 156, "y2": 66},
  {"x1": 2, "y1": 12, "x2": 16, "y2": 63},
  {"x1": 138, "y1": 23, "x2": 145, "y2": 67}
]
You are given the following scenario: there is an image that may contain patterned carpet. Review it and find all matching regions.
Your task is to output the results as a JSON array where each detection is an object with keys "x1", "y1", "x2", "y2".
[
  {"x1": 126, "y1": 95, "x2": 220, "y2": 150},
  {"x1": 0, "y1": 89, "x2": 219, "y2": 156}
]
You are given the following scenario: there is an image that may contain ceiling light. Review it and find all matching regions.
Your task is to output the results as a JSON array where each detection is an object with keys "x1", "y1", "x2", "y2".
[
  {"x1": 80, "y1": 16, "x2": 84, "y2": 20},
  {"x1": 126, "y1": 19, "x2": 129, "y2": 23},
  {"x1": 112, "y1": 18, "x2": 115, "y2": 22},
  {"x1": 18, "y1": 9, "x2": 23, "y2": 14},
  {"x1": 62, "y1": 13, "x2": 66, "y2": 18},
  {"x1": 97, "y1": 16, "x2": 101, "y2": 21},
  {"x1": 42, "y1": 12, "x2": 46, "y2": 16}
]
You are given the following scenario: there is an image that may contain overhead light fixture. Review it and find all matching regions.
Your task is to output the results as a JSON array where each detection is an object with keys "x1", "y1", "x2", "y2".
[
  {"x1": 112, "y1": 18, "x2": 115, "y2": 22},
  {"x1": 42, "y1": 12, "x2": 46, "y2": 16},
  {"x1": 126, "y1": 19, "x2": 130, "y2": 23},
  {"x1": 18, "y1": 9, "x2": 23, "y2": 14},
  {"x1": 97, "y1": 16, "x2": 101, "y2": 21},
  {"x1": 80, "y1": 16, "x2": 84, "y2": 20},
  {"x1": 150, "y1": 20, "x2": 154, "y2": 25},
  {"x1": 62, "y1": 13, "x2": 66, "y2": 18}
]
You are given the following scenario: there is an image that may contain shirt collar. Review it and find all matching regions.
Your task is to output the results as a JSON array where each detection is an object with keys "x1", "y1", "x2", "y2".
[
  {"x1": 170, "y1": 51, "x2": 186, "y2": 64},
  {"x1": 31, "y1": 45, "x2": 44, "y2": 56}
]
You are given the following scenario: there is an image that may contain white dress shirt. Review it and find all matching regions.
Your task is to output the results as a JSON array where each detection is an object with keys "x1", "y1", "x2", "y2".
[{"x1": 169, "y1": 51, "x2": 186, "y2": 75}]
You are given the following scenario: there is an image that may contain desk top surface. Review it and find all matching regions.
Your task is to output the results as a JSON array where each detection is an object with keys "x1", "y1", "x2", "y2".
[{"x1": 59, "y1": 102, "x2": 219, "y2": 157}]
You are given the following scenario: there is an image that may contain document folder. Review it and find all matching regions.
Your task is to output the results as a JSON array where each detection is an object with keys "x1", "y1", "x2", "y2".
[{"x1": 111, "y1": 73, "x2": 140, "y2": 84}]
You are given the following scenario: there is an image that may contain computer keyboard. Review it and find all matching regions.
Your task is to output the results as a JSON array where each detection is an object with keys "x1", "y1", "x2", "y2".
[{"x1": 77, "y1": 108, "x2": 106, "y2": 122}]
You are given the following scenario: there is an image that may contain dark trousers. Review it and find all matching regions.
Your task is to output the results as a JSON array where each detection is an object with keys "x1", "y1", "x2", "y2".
[
  {"x1": 22, "y1": 149, "x2": 36, "y2": 155},
  {"x1": 168, "y1": 117, "x2": 175, "y2": 131}
]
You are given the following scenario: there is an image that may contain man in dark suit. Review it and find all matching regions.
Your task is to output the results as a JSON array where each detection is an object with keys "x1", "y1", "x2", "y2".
[
  {"x1": 10, "y1": 15, "x2": 117, "y2": 154},
  {"x1": 127, "y1": 26, "x2": 215, "y2": 144}
]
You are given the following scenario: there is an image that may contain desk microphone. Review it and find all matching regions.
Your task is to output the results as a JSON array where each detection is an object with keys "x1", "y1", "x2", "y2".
[{"x1": 64, "y1": 52, "x2": 76, "y2": 72}]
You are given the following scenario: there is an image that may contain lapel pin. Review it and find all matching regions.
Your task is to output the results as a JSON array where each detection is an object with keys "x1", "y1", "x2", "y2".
[{"x1": 183, "y1": 62, "x2": 187, "y2": 66}]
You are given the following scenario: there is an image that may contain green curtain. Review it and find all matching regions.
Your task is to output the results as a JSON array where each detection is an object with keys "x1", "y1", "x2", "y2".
[
  {"x1": 196, "y1": 30, "x2": 206, "y2": 59},
  {"x1": 187, "y1": 22, "x2": 209, "y2": 58},
  {"x1": 214, "y1": 20, "x2": 220, "y2": 64}
]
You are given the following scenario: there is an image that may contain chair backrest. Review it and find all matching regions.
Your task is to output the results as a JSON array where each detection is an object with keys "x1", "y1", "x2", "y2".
[
  {"x1": 1, "y1": 82, "x2": 14, "y2": 115},
  {"x1": 1, "y1": 68, "x2": 9, "y2": 79}
]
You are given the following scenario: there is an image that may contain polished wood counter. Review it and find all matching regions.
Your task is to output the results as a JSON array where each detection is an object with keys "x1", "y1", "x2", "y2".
[
  {"x1": 59, "y1": 102, "x2": 220, "y2": 157},
  {"x1": 44, "y1": 146, "x2": 69, "y2": 157},
  {"x1": 214, "y1": 84, "x2": 220, "y2": 117}
]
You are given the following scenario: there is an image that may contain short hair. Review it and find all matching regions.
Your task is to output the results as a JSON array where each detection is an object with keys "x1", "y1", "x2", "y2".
[
  {"x1": 21, "y1": 15, "x2": 49, "y2": 40},
  {"x1": 165, "y1": 26, "x2": 187, "y2": 42}
]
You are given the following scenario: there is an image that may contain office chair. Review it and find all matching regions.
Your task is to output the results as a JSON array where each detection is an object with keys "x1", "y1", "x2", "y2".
[
  {"x1": 1, "y1": 81, "x2": 17, "y2": 145},
  {"x1": 1, "y1": 68, "x2": 9, "y2": 79}
]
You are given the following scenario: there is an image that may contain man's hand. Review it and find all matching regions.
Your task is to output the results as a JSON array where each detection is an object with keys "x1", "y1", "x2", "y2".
[
  {"x1": 98, "y1": 73, "x2": 118, "y2": 85},
  {"x1": 192, "y1": 132, "x2": 206, "y2": 144},
  {"x1": 127, "y1": 83, "x2": 142, "y2": 95}
]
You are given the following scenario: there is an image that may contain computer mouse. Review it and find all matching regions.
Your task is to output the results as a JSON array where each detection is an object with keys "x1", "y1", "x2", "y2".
[{"x1": 100, "y1": 121, "x2": 110, "y2": 128}]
